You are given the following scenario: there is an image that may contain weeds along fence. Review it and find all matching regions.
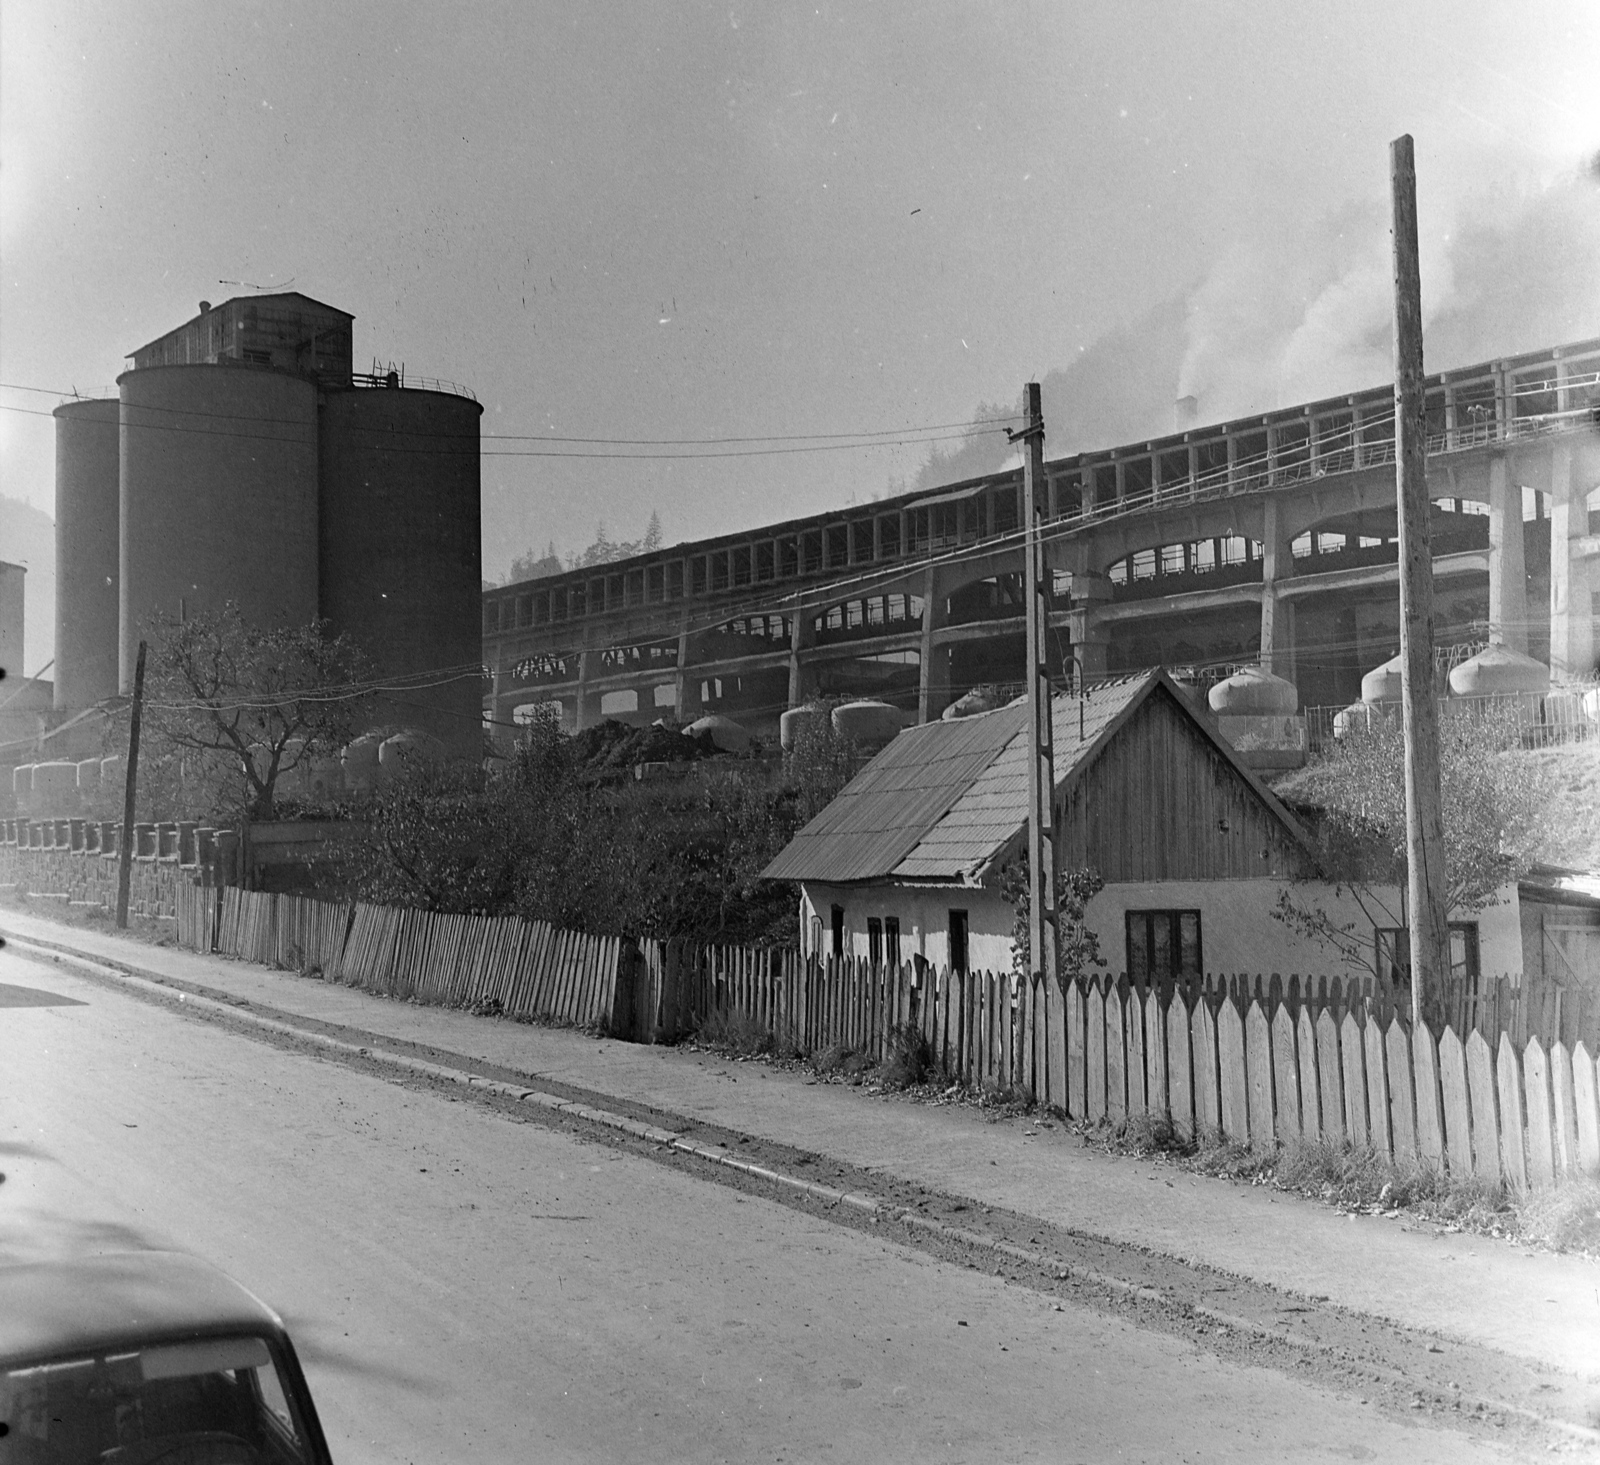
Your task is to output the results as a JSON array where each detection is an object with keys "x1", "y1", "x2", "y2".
[
  {"x1": 638, "y1": 942, "x2": 1600, "y2": 1193},
  {"x1": 181, "y1": 886, "x2": 632, "y2": 1033}
]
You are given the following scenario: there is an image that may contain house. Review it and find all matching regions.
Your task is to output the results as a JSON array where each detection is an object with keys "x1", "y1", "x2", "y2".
[{"x1": 762, "y1": 669, "x2": 1524, "y2": 985}]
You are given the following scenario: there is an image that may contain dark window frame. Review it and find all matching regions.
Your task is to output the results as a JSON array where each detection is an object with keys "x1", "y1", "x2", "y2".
[
  {"x1": 948, "y1": 909, "x2": 969, "y2": 975},
  {"x1": 885, "y1": 917, "x2": 901, "y2": 970},
  {"x1": 830, "y1": 904, "x2": 846, "y2": 960},
  {"x1": 1375, "y1": 922, "x2": 1481, "y2": 985},
  {"x1": 866, "y1": 917, "x2": 883, "y2": 966},
  {"x1": 1125, "y1": 909, "x2": 1203, "y2": 982}
]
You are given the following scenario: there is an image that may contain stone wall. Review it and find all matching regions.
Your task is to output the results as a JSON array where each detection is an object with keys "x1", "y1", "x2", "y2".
[{"x1": 0, "y1": 818, "x2": 223, "y2": 920}]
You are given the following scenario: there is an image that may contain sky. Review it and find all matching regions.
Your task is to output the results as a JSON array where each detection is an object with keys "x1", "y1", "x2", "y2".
[{"x1": 3, "y1": 0, "x2": 1599, "y2": 676}]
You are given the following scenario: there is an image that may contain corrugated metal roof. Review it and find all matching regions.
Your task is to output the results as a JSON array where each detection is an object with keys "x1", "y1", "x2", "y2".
[
  {"x1": 892, "y1": 675, "x2": 1152, "y2": 880},
  {"x1": 760, "y1": 703, "x2": 1028, "y2": 883},
  {"x1": 764, "y1": 668, "x2": 1314, "y2": 888}
]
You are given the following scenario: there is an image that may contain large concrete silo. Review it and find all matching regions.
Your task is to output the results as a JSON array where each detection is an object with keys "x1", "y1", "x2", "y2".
[
  {"x1": 317, "y1": 385, "x2": 484, "y2": 759},
  {"x1": 118, "y1": 365, "x2": 319, "y2": 689},
  {"x1": 53, "y1": 398, "x2": 121, "y2": 709}
]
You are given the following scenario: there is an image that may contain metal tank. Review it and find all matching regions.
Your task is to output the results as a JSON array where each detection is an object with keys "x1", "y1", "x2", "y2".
[
  {"x1": 32, "y1": 761, "x2": 80, "y2": 817},
  {"x1": 53, "y1": 399, "x2": 121, "y2": 709},
  {"x1": 318, "y1": 387, "x2": 484, "y2": 761},
  {"x1": 118, "y1": 365, "x2": 319, "y2": 691}
]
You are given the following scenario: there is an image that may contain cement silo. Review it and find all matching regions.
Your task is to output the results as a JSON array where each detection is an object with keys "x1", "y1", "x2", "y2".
[
  {"x1": 317, "y1": 386, "x2": 483, "y2": 759},
  {"x1": 53, "y1": 399, "x2": 121, "y2": 709},
  {"x1": 118, "y1": 365, "x2": 319, "y2": 690}
]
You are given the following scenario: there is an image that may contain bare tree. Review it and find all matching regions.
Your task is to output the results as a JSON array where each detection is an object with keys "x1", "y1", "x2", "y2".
[
  {"x1": 139, "y1": 604, "x2": 375, "y2": 820},
  {"x1": 1273, "y1": 702, "x2": 1560, "y2": 977}
]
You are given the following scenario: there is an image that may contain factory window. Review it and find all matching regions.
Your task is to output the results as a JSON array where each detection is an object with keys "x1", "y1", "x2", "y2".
[
  {"x1": 879, "y1": 514, "x2": 901, "y2": 557},
  {"x1": 600, "y1": 690, "x2": 638, "y2": 716},
  {"x1": 1125, "y1": 910, "x2": 1202, "y2": 983},
  {"x1": 652, "y1": 684, "x2": 676, "y2": 709}
]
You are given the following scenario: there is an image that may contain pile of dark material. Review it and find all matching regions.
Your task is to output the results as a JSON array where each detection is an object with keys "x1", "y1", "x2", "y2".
[{"x1": 567, "y1": 719, "x2": 722, "y2": 778}]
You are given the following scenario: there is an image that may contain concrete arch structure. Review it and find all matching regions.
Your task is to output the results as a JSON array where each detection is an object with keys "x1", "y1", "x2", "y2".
[{"x1": 485, "y1": 338, "x2": 1600, "y2": 736}]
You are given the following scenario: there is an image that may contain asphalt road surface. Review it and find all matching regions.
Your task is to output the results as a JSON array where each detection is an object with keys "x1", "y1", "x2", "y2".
[{"x1": 0, "y1": 946, "x2": 1532, "y2": 1464}]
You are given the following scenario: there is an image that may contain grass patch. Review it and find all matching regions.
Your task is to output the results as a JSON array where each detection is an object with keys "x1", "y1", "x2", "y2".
[
  {"x1": 879, "y1": 1024, "x2": 939, "y2": 1089},
  {"x1": 1512, "y1": 1178, "x2": 1600, "y2": 1253},
  {"x1": 694, "y1": 1006, "x2": 777, "y2": 1058}
]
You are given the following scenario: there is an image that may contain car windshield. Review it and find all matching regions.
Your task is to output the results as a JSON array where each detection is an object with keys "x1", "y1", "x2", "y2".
[{"x1": 0, "y1": 1334, "x2": 310, "y2": 1465}]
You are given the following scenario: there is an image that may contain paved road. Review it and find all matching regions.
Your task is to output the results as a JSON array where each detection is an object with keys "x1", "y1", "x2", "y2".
[{"x1": 0, "y1": 947, "x2": 1525, "y2": 1463}]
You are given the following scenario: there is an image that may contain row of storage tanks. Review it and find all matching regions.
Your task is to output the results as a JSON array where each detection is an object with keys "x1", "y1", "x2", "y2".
[
  {"x1": 9, "y1": 730, "x2": 442, "y2": 819},
  {"x1": 53, "y1": 363, "x2": 483, "y2": 756},
  {"x1": 1184, "y1": 644, "x2": 1599, "y2": 737}
]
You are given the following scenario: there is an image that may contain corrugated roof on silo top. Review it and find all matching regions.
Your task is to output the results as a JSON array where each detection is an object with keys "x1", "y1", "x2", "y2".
[
  {"x1": 891, "y1": 674, "x2": 1154, "y2": 881},
  {"x1": 760, "y1": 703, "x2": 1027, "y2": 883}
]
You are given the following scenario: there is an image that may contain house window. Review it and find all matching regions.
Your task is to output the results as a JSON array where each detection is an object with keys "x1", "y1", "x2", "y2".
[
  {"x1": 885, "y1": 917, "x2": 901, "y2": 970},
  {"x1": 1375, "y1": 923, "x2": 1481, "y2": 984},
  {"x1": 867, "y1": 917, "x2": 883, "y2": 966},
  {"x1": 948, "y1": 909, "x2": 969, "y2": 975},
  {"x1": 1126, "y1": 910, "x2": 1203, "y2": 982},
  {"x1": 830, "y1": 904, "x2": 846, "y2": 960}
]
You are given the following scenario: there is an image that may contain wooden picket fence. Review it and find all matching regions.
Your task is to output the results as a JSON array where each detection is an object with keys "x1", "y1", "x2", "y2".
[
  {"x1": 636, "y1": 943, "x2": 1600, "y2": 1192},
  {"x1": 171, "y1": 893, "x2": 1600, "y2": 1192},
  {"x1": 193, "y1": 887, "x2": 631, "y2": 1032}
]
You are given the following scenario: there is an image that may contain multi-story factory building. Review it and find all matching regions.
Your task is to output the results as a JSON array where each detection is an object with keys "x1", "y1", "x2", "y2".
[{"x1": 482, "y1": 337, "x2": 1600, "y2": 741}]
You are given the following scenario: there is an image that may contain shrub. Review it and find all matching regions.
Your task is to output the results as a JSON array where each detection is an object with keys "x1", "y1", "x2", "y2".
[
  {"x1": 695, "y1": 1007, "x2": 776, "y2": 1057},
  {"x1": 879, "y1": 1024, "x2": 938, "y2": 1089}
]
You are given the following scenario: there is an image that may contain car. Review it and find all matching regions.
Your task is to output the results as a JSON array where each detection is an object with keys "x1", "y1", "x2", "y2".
[{"x1": 0, "y1": 1250, "x2": 333, "y2": 1463}]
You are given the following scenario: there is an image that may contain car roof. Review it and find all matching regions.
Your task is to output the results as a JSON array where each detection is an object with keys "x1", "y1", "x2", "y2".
[{"x1": 0, "y1": 1251, "x2": 286, "y2": 1367}]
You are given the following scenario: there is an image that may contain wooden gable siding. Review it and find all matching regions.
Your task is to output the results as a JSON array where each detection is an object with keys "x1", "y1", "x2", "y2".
[{"x1": 1058, "y1": 687, "x2": 1304, "y2": 882}]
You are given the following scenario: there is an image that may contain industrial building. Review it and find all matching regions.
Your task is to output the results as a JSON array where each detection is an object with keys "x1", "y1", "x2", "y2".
[
  {"x1": 49, "y1": 292, "x2": 484, "y2": 762},
  {"x1": 483, "y1": 336, "x2": 1600, "y2": 743}
]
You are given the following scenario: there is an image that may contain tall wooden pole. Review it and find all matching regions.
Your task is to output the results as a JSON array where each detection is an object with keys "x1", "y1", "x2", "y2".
[
  {"x1": 116, "y1": 639, "x2": 147, "y2": 930},
  {"x1": 1018, "y1": 384, "x2": 1058, "y2": 982},
  {"x1": 1389, "y1": 135, "x2": 1451, "y2": 1030}
]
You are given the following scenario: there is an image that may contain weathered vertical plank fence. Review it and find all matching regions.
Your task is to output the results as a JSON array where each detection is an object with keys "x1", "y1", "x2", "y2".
[{"x1": 166, "y1": 889, "x2": 1600, "y2": 1194}]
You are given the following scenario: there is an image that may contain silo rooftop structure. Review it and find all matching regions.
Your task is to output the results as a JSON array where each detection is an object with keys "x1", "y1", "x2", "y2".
[{"x1": 127, "y1": 293, "x2": 354, "y2": 381}]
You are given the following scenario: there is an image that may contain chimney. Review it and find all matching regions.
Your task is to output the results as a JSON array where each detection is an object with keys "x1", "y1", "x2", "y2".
[
  {"x1": 1175, "y1": 395, "x2": 1199, "y2": 432},
  {"x1": 198, "y1": 300, "x2": 212, "y2": 314}
]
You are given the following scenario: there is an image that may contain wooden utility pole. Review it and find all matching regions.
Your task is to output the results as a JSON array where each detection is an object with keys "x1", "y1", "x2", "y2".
[
  {"x1": 116, "y1": 639, "x2": 147, "y2": 930},
  {"x1": 1389, "y1": 134, "x2": 1452, "y2": 1029},
  {"x1": 1014, "y1": 384, "x2": 1058, "y2": 982}
]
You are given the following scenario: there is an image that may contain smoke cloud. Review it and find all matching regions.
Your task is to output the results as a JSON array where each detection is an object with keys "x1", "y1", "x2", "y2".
[{"x1": 929, "y1": 160, "x2": 1600, "y2": 481}]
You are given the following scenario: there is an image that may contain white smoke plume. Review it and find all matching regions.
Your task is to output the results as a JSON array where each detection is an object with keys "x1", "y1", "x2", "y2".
[{"x1": 933, "y1": 158, "x2": 1600, "y2": 477}]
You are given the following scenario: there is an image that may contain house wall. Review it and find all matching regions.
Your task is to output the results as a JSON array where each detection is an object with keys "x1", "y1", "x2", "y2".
[
  {"x1": 800, "y1": 874, "x2": 1529, "y2": 983},
  {"x1": 1519, "y1": 892, "x2": 1600, "y2": 985},
  {"x1": 798, "y1": 880, "x2": 1015, "y2": 973},
  {"x1": 1064, "y1": 686, "x2": 1308, "y2": 882}
]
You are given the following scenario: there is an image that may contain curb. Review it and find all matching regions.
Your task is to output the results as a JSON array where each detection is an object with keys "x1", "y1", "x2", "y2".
[{"x1": 6, "y1": 924, "x2": 1598, "y2": 1447}]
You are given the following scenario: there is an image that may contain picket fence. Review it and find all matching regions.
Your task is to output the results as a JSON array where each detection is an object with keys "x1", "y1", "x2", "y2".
[
  {"x1": 638, "y1": 942, "x2": 1600, "y2": 1192},
  {"x1": 170, "y1": 892, "x2": 1600, "y2": 1192},
  {"x1": 178, "y1": 886, "x2": 631, "y2": 1033}
]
